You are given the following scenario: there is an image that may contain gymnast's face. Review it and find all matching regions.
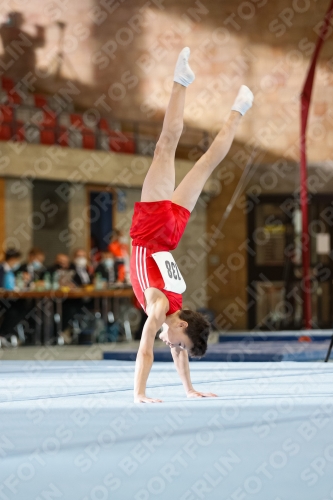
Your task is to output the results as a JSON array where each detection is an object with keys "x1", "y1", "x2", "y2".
[{"x1": 159, "y1": 322, "x2": 192, "y2": 351}]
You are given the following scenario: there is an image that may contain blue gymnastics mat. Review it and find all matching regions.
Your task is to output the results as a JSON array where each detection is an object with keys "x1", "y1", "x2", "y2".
[
  {"x1": 103, "y1": 340, "x2": 331, "y2": 362},
  {"x1": 219, "y1": 330, "x2": 332, "y2": 342},
  {"x1": 1, "y1": 360, "x2": 333, "y2": 500}
]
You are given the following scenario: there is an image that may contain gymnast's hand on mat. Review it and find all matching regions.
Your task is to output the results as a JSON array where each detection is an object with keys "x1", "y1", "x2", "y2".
[
  {"x1": 186, "y1": 389, "x2": 217, "y2": 399},
  {"x1": 134, "y1": 394, "x2": 163, "y2": 403}
]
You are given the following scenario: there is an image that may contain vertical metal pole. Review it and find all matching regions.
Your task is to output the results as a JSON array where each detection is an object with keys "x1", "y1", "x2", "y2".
[
  {"x1": 300, "y1": 0, "x2": 333, "y2": 329},
  {"x1": 300, "y1": 104, "x2": 312, "y2": 329}
]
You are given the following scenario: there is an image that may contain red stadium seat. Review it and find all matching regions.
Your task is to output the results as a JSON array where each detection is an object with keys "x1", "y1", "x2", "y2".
[
  {"x1": 28, "y1": 109, "x2": 57, "y2": 130},
  {"x1": 71, "y1": 113, "x2": 96, "y2": 133},
  {"x1": 109, "y1": 131, "x2": 135, "y2": 154},
  {"x1": 7, "y1": 91, "x2": 22, "y2": 105},
  {"x1": 0, "y1": 124, "x2": 12, "y2": 140},
  {"x1": 1, "y1": 76, "x2": 14, "y2": 91},
  {"x1": 99, "y1": 118, "x2": 110, "y2": 131},
  {"x1": 0, "y1": 105, "x2": 14, "y2": 124},
  {"x1": 82, "y1": 133, "x2": 96, "y2": 149},
  {"x1": 70, "y1": 113, "x2": 84, "y2": 130},
  {"x1": 41, "y1": 110, "x2": 57, "y2": 128},
  {"x1": 122, "y1": 135, "x2": 135, "y2": 154},
  {"x1": 34, "y1": 94, "x2": 48, "y2": 108},
  {"x1": 40, "y1": 129, "x2": 56, "y2": 145}
]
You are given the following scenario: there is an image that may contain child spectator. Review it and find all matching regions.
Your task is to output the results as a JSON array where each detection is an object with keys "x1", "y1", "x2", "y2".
[
  {"x1": 108, "y1": 229, "x2": 129, "y2": 283},
  {"x1": 0, "y1": 248, "x2": 22, "y2": 289}
]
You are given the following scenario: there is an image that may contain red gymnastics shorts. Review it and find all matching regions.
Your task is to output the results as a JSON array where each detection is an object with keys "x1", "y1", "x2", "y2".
[{"x1": 129, "y1": 200, "x2": 191, "y2": 315}]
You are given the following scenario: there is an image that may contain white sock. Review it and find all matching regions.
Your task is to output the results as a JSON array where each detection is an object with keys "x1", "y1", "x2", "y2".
[
  {"x1": 231, "y1": 85, "x2": 254, "y2": 116},
  {"x1": 173, "y1": 47, "x2": 195, "y2": 87}
]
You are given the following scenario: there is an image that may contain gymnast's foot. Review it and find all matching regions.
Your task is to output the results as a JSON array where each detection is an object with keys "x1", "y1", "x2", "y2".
[
  {"x1": 231, "y1": 85, "x2": 254, "y2": 116},
  {"x1": 174, "y1": 47, "x2": 195, "y2": 87}
]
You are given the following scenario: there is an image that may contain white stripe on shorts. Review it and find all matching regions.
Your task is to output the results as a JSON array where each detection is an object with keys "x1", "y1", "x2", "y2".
[
  {"x1": 135, "y1": 246, "x2": 145, "y2": 292},
  {"x1": 135, "y1": 246, "x2": 150, "y2": 292},
  {"x1": 142, "y1": 247, "x2": 150, "y2": 289}
]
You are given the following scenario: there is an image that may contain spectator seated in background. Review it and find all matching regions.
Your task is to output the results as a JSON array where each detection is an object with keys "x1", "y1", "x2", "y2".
[
  {"x1": 0, "y1": 248, "x2": 22, "y2": 289},
  {"x1": 16, "y1": 247, "x2": 46, "y2": 287},
  {"x1": 94, "y1": 250, "x2": 123, "y2": 287},
  {"x1": 0, "y1": 248, "x2": 27, "y2": 347},
  {"x1": 43, "y1": 253, "x2": 73, "y2": 288},
  {"x1": 47, "y1": 253, "x2": 70, "y2": 274},
  {"x1": 70, "y1": 248, "x2": 92, "y2": 287},
  {"x1": 108, "y1": 229, "x2": 130, "y2": 283}
]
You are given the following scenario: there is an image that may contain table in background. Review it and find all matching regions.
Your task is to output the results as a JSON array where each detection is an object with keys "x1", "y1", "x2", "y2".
[{"x1": 0, "y1": 287, "x2": 133, "y2": 345}]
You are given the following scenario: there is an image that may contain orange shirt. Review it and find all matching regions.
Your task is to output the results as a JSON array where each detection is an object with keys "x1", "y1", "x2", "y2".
[
  {"x1": 108, "y1": 241, "x2": 127, "y2": 258},
  {"x1": 108, "y1": 241, "x2": 129, "y2": 282}
]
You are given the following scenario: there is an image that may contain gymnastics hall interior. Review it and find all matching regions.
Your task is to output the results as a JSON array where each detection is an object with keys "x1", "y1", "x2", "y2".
[{"x1": 1, "y1": 1, "x2": 333, "y2": 499}]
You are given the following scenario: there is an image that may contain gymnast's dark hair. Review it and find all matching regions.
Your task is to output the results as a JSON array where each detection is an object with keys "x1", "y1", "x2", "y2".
[{"x1": 179, "y1": 309, "x2": 210, "y2": 358}]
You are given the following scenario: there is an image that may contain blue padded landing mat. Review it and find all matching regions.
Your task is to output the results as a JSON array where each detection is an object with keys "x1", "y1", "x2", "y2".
[
  {"x1": 1, "y1": 360, "x2": 333, "y2": 500},
  {"x1": 103, "y1": 340, "x2": 331, "y2": 362},
  {"x1": 219, "y1": 329, "x2": 333, "y2": 342}
]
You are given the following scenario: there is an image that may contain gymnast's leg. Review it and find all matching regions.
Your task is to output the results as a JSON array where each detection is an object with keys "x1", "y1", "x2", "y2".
[
  {"x1": 140, "y1": 47, "x2": 195, "y2": 203},
  {"x1": 172, "y1": 86, "x2": 254, "y2": 212}
]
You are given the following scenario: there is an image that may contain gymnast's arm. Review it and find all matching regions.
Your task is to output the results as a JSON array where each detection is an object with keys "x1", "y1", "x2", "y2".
[
  {"x1": 171, "y1": 347, "x2": 218, "y2": 399},
  {"x1": 170, "y1": 347, "x2": 194, "y2": 394},
  {"x1": 134, "y1": 291, "x2": 168, "y2": 403}
]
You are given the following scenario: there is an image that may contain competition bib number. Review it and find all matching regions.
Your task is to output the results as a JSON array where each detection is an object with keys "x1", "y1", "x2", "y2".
[{"x1": 151, "y1": 251, "x2": 186, "y2": 294}]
